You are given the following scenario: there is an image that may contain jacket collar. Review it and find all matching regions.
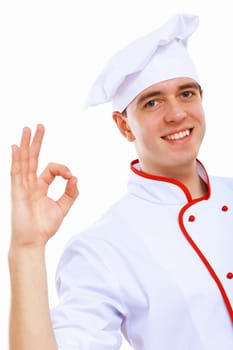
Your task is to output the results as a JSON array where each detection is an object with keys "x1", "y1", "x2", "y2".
[{"x1": 128, "y1": 159, "x2": 210, "y2": 204}]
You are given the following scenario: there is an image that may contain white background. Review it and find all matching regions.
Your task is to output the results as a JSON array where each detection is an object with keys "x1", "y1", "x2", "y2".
[{"x1": 1, "y1": 1, "x2": 233, "y2": 349}]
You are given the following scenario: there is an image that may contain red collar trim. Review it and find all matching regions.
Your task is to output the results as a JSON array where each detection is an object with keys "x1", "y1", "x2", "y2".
[{"x1": 130, "y1": 159, "x2": 210, "y2": 202}]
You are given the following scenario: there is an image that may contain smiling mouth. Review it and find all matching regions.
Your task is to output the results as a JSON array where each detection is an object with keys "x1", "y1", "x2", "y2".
[{"x1": 163, "y1": 128, "x2": 192, "y2": 141}]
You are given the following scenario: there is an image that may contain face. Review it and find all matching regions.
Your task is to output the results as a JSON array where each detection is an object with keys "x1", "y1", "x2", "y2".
[{"x1": 112, "y1": 77, "x2": 206, "y2": 177}]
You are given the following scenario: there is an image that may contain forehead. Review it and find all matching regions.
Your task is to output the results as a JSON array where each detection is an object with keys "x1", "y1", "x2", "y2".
[{"x1": 129, "y1": 77, "x2": 199, "y2": 107}]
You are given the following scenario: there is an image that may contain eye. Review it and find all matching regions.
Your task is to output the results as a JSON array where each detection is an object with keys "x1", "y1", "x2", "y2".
[
  {"x1": 145, "y1": 99, "x2": 159, "y2": 108},
  {"x1": 181, "y1": 90, "x2": 194, "y2": 98}
]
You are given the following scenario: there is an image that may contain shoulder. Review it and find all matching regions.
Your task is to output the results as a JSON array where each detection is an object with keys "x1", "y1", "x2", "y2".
[
  {"x1": 208, "y1": 175, "x2": 233, "y2": 201},
  {"x1": 61, "y1": 193, "x2": 133, "y2": 253},
  {"x1": 210, "y1": 174, "x2": 233, "y2": 188}
]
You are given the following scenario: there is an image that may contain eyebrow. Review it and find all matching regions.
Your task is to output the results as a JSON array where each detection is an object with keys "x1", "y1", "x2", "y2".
[
  {"x1": 178, "y1": 82, "x2": 201, "y2": 91},
  {"x1": 136, "y1": 82, "x2": 201, "y2": 107}
]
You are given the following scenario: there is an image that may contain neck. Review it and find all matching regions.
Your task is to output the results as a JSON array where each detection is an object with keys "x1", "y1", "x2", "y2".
[
  {"x1": 181, "y1": 172, "x2": 207, "y2": 199},
  {"x1": 140, "y1": 160, "x2": 208, "y2": 199}
]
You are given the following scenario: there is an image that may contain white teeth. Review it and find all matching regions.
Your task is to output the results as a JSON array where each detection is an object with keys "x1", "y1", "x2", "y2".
[{"x1": 165, "y1": 129, "x2": 190, "y2": 141}]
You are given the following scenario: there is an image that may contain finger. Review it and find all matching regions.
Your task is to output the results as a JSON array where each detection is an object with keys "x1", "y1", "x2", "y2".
[
  {"x1": 40, "y1": 162, "x2": 73, "y2": 187},
  {"x1": 19, "y1": 127, "x2": 32, "y2": 177},
  {"x1": 29, "y1": 124, "x2": 45, "y2": 176},
  {"x1": 56, "y1": 176, "x2": 79, "y2": 216},
  {"x1": 11, "y1": 144, "x2": 20, "y2": 173},
  {"x1": 11, "y1": 144, "x2": 22, "y2": 187},
  {"x1": 20, "y1": 126, "x2": 31, "y2": 147}
]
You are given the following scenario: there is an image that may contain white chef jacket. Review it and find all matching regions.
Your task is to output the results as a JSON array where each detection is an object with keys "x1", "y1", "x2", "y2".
[{"x1": 51, "y1": 159, "x2": 233, "y2": 349}]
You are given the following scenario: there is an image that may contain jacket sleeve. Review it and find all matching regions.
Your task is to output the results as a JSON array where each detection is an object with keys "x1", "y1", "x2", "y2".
[{"x1": 50, "y1": 234, "x2": 127, "y2": 350}]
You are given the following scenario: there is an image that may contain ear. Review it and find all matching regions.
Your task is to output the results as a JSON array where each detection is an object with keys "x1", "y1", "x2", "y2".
[
  {"x1": 112, "y1": 112, "x2": 135, "y2": 142},
  {"x1": 200, "y1": 89, "x2": 203, "y2": 100}
]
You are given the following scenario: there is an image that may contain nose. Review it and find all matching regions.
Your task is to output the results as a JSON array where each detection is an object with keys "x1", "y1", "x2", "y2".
[{"x1": 164, "y1": 98, "x2": 187, "y2": 123}]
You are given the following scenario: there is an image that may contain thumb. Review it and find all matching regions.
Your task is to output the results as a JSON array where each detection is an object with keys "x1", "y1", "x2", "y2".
[{"x1": 56, "y1": 176, "x2": 79, "y2": 216}]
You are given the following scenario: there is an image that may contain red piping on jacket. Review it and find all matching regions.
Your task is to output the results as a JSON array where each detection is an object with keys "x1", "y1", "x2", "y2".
[
  {"x1": 179, "y1": 203, "x2": 233, "y2": 324},
  {"x1": 131, "y1": 159, "x2": 193, "y2": 202},
  {"x1": 131, "y1": 158, "x2": 233, "y2": 324}
]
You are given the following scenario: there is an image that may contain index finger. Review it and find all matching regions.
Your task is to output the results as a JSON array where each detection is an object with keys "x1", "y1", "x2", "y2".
[{"x1": 28, "y1": 124, "x2": 45, "y2": 175}]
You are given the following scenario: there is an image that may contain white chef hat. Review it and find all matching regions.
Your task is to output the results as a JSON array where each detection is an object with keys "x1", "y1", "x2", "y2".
[{"x1": 85, "y1": 13, "x2": 200, "y2": 113}]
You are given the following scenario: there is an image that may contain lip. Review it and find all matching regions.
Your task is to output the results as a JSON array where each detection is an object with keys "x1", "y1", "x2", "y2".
[{"x1": 162, "y1": 128, "x2": 193, "y2": 141}]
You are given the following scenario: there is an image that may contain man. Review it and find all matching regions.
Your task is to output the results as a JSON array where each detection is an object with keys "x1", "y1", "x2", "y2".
[{"x1": 8, "y1": 13, "x2": 233, "y2": 350}]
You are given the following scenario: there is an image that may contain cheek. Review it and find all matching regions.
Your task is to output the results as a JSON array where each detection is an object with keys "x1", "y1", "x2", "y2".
[
  {"x1": 127, "y1": 113, "x2": 161, "y2": 143},
  {"x1": 185, "y1": 103, "x2": 205, "y2": 127},
  {"x1": 132, "y1": 122, "x2": 154, "y2": 142},
  {"x1": 192, "y1": 106, "x2": 206, "y2": 138},
  {"x1": 135, "y1": 128, "x2": 158, "y2": 150},
  {"x1": 198, "y1": 109, "x2": 206, "y2": 133},
  {"x1": 191, "y1": 103, "x2": 205, "y2": 120}
]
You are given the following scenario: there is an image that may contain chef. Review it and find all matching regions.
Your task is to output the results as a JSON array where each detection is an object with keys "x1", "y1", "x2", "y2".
[{"x1": 9, "y1": 12, "x2": 233, "y2": 350}]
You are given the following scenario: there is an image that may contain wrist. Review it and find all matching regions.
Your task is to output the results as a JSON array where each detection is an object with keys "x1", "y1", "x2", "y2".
[{"x1": 8, "y1": 243, "x2": 46, "y2": 264}]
